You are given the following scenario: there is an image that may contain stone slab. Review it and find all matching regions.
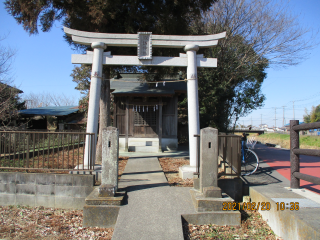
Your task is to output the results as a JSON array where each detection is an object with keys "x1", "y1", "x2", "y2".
[
  {"x1": 86, "y1": 187, "x2": 126, "y2": 206},
  {"x1": 36, "y1": 195, "x2": 55, "y2": 208},
  {"x1": 250, "y1": 186, "x2": 320, "y2": 240},
  {"x1": 36, "y1": 184, "x2": 55, "y2": 196},
  {"x1": 182, "y1": 211, "x2": 241, "y2": 226},
  {"x1": 55, "y1": 174, "x2": 73, "y2": 186},
  {"x1": 35, "y1": 173, "x2": 55, "y2": 185},
  {"x1": 0, "y1": 194, "x2": 15, "y2": 205},
  {"x1": 190, "y1": 189, "x2": 233, "y2": 212},
  {"x1": 16, "y1": 184, "x2": 36, "y2": 195},
  {"x1": 16, "y1": 173, "x2": 35, "y2": 184},
  {"x1": 0, "y1": 172, "x2": 16, "y2": 183},
  {"x1": 203, "y1": 186, "x2": 222, "y2": 198},
  {"x1": 73, "y1": 174, "x2": 95, "y2": 186},
  {"x1": 0, "y1": 183, "x2": 16, "y2": 194},
  {"x1": 73, "y1": 186, "x2": 93, "y2": 198},
  {"x1": 83, "y1": 205, "x2": 120, "y2": 228},
  {"x1": 178, "y1": 165, "x2": 196, "y2": 180},
  {"x1": 16, "y1": 194, "x2": 35, "y2": 207},
  {"x1": 55, "y1": 186, "x2": 74, "y2": 197}
]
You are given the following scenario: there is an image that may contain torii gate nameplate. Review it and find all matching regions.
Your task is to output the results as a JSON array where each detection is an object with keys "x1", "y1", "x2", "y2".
[{"x1": 138, "y1": 32, "x2": 152, "y2": 60}]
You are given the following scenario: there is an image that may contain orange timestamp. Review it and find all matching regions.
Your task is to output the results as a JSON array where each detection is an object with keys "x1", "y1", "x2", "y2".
[
  {"x1": 222, "y1": 202, "x2": 300, "y2": 211},
  {"x1": 223, "y1": 202, "x2": 271, "y2": 211}
]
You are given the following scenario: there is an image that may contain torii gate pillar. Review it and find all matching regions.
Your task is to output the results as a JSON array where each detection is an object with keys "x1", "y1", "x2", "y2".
[
  {"x1": 84, "y1": 42, "x2": 106, "y2": 167},
  {"x1": 185, "y1": 44, "x2": 199, "y2": 169}
]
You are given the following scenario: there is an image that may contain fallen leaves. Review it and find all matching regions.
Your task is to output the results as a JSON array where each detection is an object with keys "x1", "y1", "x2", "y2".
[
  {"x1": 0, "y1": 206, "x2": 113, "y2": 239},
  {"x1": 183, "y1": 209, "x2": 282, "y2": 240},
  {"x1": 158, "y1": 157, "x2": 193, "y2": 187}
]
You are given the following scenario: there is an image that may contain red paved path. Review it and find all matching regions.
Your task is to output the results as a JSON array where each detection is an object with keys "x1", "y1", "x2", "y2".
[{"x1": 254, "y1": 144, "x2": 320, "y2": 194}]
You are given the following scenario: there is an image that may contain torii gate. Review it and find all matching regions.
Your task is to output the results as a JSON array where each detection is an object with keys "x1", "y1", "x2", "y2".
[{"x1": 64, "y1": 27, "x2": 225, "y2": 176}]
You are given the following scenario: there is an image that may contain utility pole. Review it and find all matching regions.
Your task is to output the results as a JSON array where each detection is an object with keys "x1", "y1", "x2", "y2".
[
  {"x1": 282, "y1": 106, "x2": 286, "y2": 127},
  {"x1": 261, "y1": 114, "x2": 263, "y2": 127},
  {"x1": 291, "y1": 101, "x2": 295, "y2": 120},
  {"x1": 273, "y1": 107, "x2": 277, "y2": 128}
]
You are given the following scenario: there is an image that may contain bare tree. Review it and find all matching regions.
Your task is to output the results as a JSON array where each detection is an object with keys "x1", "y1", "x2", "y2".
[
  {"x1": 200, "y1": 0, "x2": 318, "y2": 68},
  {"x1": 190, "y1": 0, "x2": 318, "y2": 130},
  {"x1": 0, "y1": 34, "x2": 24, "y2": 128},
  {"x1": 24, "y1": 92, "x2": 78, "y2": 108}
]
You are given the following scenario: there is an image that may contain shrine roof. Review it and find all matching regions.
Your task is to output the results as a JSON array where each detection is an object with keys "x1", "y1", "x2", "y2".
[
  {"x1": 110, "y1": 73, "x2": 187, "y2": 95},
  {"x1": 19, "y1": 106, "x2": 79, "y2": 116}
]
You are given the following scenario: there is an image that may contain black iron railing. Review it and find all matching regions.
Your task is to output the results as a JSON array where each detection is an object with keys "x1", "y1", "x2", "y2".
[{"x1": 0, "y1": 131, "x2": 94, "y2": 172}]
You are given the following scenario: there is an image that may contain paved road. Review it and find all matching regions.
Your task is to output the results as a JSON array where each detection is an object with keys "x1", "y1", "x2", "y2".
[{"x1": 253, "y1": 144, "x2": 320, "y2": 194}]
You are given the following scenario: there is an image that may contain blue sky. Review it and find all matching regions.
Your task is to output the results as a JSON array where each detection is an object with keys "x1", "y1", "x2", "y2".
[{"x1": 0, "y1": 0, "x2": 319, "y2": 128}]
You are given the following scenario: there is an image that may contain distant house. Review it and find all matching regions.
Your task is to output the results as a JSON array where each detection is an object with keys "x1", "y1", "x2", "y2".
[
  {"x1": 19, "y1": 106, "x2": 85, "y2": 131},
  {"x1": 259, "y1": 124, "x2": 268, "y2": 129}
]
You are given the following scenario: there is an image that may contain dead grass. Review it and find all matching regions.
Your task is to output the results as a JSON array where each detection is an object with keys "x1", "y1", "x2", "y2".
[
  {"x1": 184, "y1": 208, "x2": 282, "y2": 240},
  {"x1": 0, "y1": 206, "x2": 113, "y2": 239},
  {"x1": 158, "y1": 157, "x2": 193, "y2": 187}
]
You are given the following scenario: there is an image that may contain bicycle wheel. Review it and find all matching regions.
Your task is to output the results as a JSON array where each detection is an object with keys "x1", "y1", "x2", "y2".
[{"x1": 241, "y1": 149, "x2": 259, "y2": 176}]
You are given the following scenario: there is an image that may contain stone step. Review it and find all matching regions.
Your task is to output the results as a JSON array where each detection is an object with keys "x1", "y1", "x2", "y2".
[
  {"x1": 190, "y1": 189, "x2": 236, "y2": 212},
  {"x1": 128, "y1": 145, "x2": 159, "y2": 153},
  {"x1": 182, "y1": 211, "x2": 241, "y2": 226},
  {"x1": 128, "y1": 139, "x2": 159, "y2": 147}
]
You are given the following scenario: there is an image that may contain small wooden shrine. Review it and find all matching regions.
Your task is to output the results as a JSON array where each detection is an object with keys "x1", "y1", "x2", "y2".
[{"x1": 111, "y1": 73, "x2": 186, "y2": 152}]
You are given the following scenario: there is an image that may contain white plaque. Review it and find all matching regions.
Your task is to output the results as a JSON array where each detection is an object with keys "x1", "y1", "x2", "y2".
[{"x1": 138, "y1": 32, "x2": 152, "y2": 59}]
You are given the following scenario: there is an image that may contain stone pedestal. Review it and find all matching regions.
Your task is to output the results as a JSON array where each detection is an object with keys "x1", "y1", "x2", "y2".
[
  {"x1": 83, "y1": 127, "x2": 125, "y2": 228},
  {"x1": 83, "y1": 187, "x2": 126, "y2": 227}
]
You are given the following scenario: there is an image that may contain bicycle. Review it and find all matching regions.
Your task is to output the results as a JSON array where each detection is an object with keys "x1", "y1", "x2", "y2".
[{"x1": 241, "y1": 140, "x2": 259, "y2": 176}]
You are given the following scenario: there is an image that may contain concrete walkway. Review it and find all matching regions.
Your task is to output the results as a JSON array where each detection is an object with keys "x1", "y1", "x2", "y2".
[
  {"x1": 111, "y1": 144, "x2": 320, "y2": 239},
  {"x1": 112, "y1": 157, "x2": 196, "y2": 240}
]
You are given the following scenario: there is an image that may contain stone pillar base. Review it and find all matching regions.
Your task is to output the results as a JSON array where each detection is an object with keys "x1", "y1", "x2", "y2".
[
  {"x1": 179, "y1": 165, "x2": 197, "y2": 179},
  {"x1": 83, "y1": 187, "x2": 126, "y2": 227}
]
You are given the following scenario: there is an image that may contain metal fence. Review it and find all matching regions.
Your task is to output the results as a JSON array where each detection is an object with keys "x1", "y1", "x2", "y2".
[
  {"x1": 290, "y1": 120, "x2": 320, "y2": 188},
  {"x1": 0, "y1": 131, "x2": 94, "y2": 172},
  {"x1": 218, "y1": 133, "x2": 241, "y2": 177}
]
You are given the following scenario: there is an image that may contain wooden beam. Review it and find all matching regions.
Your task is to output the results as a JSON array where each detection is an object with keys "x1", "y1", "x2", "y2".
[{"x1": 72, "y1": 54, "x2": 217, "y2": 68}]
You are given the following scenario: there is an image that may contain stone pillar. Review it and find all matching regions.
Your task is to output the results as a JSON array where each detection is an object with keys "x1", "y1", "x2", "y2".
[
  {"x1": 185, "y1": 44, "x2": 199, "y2": 167},
  {"x1": 125, "y1": 98, "x2": 129, "y2": 152},
  {"x1": 84, "y1": 42, "x2": 106, "y2": 167},
  {"x1": 158, "y1": 98, "x2": 163, "y2": 152},
  {"x1": 199, "y1": 127, "x2": 221, "y2": 197},
  {"x1": 99, "y1": 127, "x2": 119, "y2": 197}
]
